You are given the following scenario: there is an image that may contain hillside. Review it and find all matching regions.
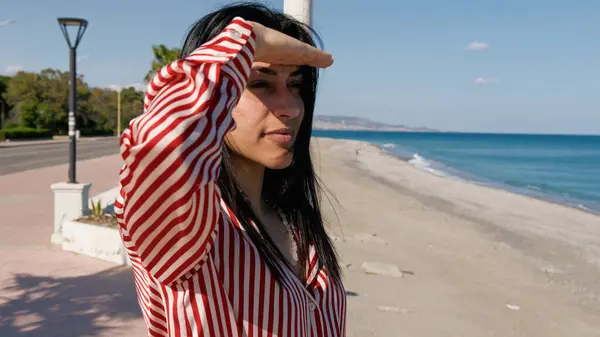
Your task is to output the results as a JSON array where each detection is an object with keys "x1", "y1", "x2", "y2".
[{"x1": 313, "y1": 115, "x2": 438, "y2": 132}]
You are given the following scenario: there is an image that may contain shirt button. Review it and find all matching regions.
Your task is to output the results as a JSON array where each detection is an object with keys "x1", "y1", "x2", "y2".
[
  {"x1": 308, "y1": 303, "x2": 316, "y2": 310},
  {"x1": 231, "y1": 29, "x2": 242, "y2": 39}
]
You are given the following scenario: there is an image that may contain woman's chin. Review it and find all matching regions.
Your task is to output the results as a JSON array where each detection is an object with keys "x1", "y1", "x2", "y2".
[{"x1": 263, "y1": 152, "x2": 294, "y2": 170}]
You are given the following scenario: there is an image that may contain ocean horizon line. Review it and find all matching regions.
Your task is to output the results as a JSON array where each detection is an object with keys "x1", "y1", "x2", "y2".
[{"x1": 313, "y1": 129, "x2": 600, "y2": 137}]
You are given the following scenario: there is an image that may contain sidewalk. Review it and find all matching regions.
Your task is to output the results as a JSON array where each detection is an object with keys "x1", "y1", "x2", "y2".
[{"x1": 0, "y1": 155, "x2": 146, "y2": 337}]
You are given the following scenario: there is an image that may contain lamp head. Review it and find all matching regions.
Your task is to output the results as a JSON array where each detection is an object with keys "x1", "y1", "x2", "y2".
[
  {"x1": 57, "y1": 17, "x2": 88, "y2": 27},
  {"x1": 57, "y1": 17, "x2": 88, "y2": 49}
]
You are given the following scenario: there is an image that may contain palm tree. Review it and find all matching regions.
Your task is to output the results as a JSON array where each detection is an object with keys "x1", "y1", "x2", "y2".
[{"x1": 144, "y1": 44, "x2": 181, "y2": 83}]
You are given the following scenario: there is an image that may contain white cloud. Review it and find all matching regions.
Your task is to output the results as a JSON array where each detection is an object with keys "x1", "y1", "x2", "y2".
[
  {"x1": 77, "y1": 54, "x2": 90, "y2": 62},
  {"x1": 102, "y1": 83, "x2": 147, "y2": 92},
  {"x1": 0, "y1": 19, "x2": 16, "y2": 26},
  {"x1": 473, "y1": 77, "x2": 499, "y2": 85},
  {"x1": 466, "y1": 41, "x2": 489, "y2": 51},
  {"x1": 3, "y1": 65, "x2": 24, "y2": 75}
]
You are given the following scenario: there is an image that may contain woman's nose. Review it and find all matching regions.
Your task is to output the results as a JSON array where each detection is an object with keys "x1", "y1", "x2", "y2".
[{"x1": 271, "y1": 91, "x2": 302, "y2": 119}]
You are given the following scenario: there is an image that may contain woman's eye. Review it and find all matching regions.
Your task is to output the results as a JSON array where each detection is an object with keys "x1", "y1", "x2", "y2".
[
  {"x1": 248, "y1": 81, "x2": 270, "y2": 89},
  {"x1": 288, "y1": 81, "x2": 302, "y2": 90},
  {"x1": 247, "y1": 80, "x2": 302, "y2": 92}
]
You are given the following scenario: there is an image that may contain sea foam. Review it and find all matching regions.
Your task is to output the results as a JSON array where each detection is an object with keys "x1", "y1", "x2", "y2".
[{"x1": 408, "y1": 154, "x2": 447, "y2": 177}]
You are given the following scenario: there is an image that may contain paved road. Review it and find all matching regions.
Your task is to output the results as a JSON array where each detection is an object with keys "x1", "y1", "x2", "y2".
[{"x1": 0, "y1": 137, "x2": 120, "y2": 176}]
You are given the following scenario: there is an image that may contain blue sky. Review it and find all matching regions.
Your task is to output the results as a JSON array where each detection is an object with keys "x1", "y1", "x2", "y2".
[{"x1": 1, "y1": 0, "x2": 599, "y2": 134}]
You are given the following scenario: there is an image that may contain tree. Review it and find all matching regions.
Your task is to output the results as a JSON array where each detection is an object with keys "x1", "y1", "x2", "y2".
[
  {"x1": 118, "y1": 87, "x2": 144, "y2": 129},
  {"x1": 85, "y1": 86, "x2": 144, "y2": 134},
  {"x1": 1, "y1": 68, "x2": 145, "y2": 136},
  {"x1": 3, "y1": 69, "x2": 90, "y2": 134},
  {"x1": 144, "y1": 44, "x2": 181, "y2": 83},
  {"x1": 87, "y1": 87, "x2": 118, "y2": 130},
  {"x1": 0, "y1": 76, "x2": 9, "y2": 93},
  {"x1": 0, "y1": 75, "x2": 11, "y2": 128},
  {"x1": 3, "y1": 71, "x2": 42, "y2": 129}
]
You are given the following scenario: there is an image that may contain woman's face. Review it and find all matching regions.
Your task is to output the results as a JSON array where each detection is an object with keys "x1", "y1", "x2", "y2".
[{"x1": 225, "y1": 62, "x2": 305, "y2": 170}]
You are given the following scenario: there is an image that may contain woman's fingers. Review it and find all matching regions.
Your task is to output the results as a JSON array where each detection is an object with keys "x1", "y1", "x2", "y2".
[
  {"x1": 248, "y1": 20, "x2": 333, "y2": 68},
  {"x1": 305, "y1": 48, "x2": 334, "y2": 68},
  {"x1": 291, "y1": 40, "x2": 333, "y2": 68}
]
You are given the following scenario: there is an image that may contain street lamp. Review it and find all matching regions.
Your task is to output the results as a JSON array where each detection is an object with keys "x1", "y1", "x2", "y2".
[{"x1": 57, "y1": 17, "x2": 88, "y2": 184}]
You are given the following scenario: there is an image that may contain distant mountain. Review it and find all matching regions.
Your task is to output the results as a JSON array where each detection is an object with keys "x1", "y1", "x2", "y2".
[{"x1": 313, "y1": 115, "x2": 438, "y2": 132}]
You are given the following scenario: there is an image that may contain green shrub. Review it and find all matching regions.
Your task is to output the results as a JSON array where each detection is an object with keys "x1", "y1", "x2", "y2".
[
  {"x1": 90, "y1": 199, "x2": 103, "y2": 217},
  {"x1": 79, "y1": 126, "x2": 114, "y2": 137},
  {"x1": 3, "y1": 121, "x2": 20, "y2": 129},
  {"x1": 0, "y1": 127, "x2": 52, "y2": 140}
]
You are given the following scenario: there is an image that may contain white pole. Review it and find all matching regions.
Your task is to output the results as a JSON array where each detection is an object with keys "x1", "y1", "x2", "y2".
[{"x1": 283, "y1": 0, "x2": 312, "y2": 27}]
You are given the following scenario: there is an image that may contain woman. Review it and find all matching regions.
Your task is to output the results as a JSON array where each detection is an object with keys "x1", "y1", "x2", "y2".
[{"x1": 115, "y1": 2, "x2": 346, "y2": 337}]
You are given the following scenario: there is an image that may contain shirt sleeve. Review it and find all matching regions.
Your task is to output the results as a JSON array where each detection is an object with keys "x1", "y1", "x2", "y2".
[{"x1": 114, "y1": 17, "x2": 256, "y2": 286}]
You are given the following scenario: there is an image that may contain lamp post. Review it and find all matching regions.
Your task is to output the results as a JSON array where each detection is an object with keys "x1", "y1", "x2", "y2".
[{"x1": 57, "y1": 17, "x2": 88, "y2": 184}]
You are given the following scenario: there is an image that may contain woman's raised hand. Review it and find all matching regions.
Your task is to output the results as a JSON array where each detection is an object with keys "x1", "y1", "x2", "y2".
[{"x1": 248, "y1": 21, "x2": 334, "y2": 69}]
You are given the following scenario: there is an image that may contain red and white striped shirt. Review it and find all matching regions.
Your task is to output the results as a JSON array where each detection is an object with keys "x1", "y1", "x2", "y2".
[{"x1": 114, "y1": 17, "x2": 347, "y2": 337}]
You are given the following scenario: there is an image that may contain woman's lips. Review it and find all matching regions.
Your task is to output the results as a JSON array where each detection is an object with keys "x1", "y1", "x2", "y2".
[{"x1": 264, "y1": 128, "x2": 293, "y2": 144}]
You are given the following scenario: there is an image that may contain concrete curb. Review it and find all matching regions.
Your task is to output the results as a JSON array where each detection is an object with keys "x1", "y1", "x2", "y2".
[
  {"x1": 0, "y1": 137, "x2": 117, "y2": 148},
  {"x1": 53, "y1": 185, "x2": 129, "y2": 266},
  {"x1": 61, "y1": 219, "x2": 131, "y2": 266}
]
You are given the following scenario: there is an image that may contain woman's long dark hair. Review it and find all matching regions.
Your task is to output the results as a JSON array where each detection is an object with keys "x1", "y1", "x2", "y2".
[{"x1": 180, "y1": 2, "x2": 341, "y2": 283}]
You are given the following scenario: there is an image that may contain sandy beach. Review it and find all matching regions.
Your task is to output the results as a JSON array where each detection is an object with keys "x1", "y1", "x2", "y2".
[
  {"x1": 314, "y1": 137, "x2": 600, "y2": 337},
  {"x1": 2, "y1": 136, "x2": 600, "y2": 337}
]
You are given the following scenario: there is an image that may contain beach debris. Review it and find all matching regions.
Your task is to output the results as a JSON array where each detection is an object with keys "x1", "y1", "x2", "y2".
[
  {"x1": 496, "y1": 242, "x2": 513, "y2": 251},
  {"x1": 345, "y1": 290, "x2": 359, "y2": 297},
  {"x1": 354, "y1": 233, "x2": 387, "y2": 245},
  {"x1": 377, "y1": 305, "x2": 411, "y2": 314},
  {"x1": 505, "y1": 304, "x2": 520, "y2": 311},
  {"x1": 345, "y1": 263, "x2": 352, "y2": 268},
  {"x1": 541, "y1": 265, "x2": 563, "y2": 276},
  {"x1": 361, "y1": 261, "x2": 410, "y2": 278},
  {"x1": 401, "y1": 269, "x2": 415, "y2": 276},
  {"x1": 377, "y1": 305, "x2": 398, "y2": 312}
]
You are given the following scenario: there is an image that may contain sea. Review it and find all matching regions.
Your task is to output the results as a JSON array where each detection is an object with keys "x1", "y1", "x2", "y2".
[{"x1": 313, "y1": 130, "x2": 600, "y2": 214}]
